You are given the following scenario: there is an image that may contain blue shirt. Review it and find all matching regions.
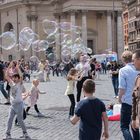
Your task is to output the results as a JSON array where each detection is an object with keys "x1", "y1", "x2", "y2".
[
  {"x1": 119, "y1": 63, "x2": 139, "y2": 105},
  {"x1": 75, "y1": 98, "x2": 106, "y2": 140}
]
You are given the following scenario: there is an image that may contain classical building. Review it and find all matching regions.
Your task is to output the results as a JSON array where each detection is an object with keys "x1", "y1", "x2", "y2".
[
  {"x1": 122, "y1": 3, "x2": 129, "y2": 50},
  {"x1": 136, "y1": 0, "x2": 140, "y2": 47},
  {"x1": 128, "y1": 0, "x2": 140, "y2": 51},
  {"x1": 0, "y1": 0, "x2": 123, "y2": 61}
]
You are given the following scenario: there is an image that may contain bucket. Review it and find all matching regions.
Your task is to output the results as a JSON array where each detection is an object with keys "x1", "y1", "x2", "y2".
[{"x1": 113, "y1": 104, "x2": 121, "y2": 115}]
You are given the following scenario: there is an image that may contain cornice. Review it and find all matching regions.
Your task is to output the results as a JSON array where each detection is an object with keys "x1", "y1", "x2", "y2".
[{"x1": 0, "y1": 0, "x2": 58, "y2": 10}]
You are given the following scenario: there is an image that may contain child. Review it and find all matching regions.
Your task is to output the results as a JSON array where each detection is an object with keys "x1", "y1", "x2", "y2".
[
  {"x1": 26, "y1": 79, "x2": 44, "y2": 117},
  {"x1": 65, "y1": 68, "x2": 83, "y2": 118},
  {"x1": 70, "y1": 79, "x2": 109, "y2": 140},
  {"x1": 4, "y1": 74, "x2": 30, "y2": 139}
]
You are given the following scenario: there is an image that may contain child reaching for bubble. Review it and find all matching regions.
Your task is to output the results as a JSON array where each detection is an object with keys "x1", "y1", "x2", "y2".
[
  {"x1": 65, "y1": 68, "x2": 83, "y2": 118},
  {"x1": 26, "y1": 79, "x2": 44, "y2": 117}
]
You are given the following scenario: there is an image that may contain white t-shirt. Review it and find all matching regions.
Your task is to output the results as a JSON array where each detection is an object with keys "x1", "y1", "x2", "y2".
[
  {"x1": 10, "y1": 81, "x2": 25, "y2": 104},
  {"x1": 65, "y1": 80, "x2": 75, "y2": 96},
  {"x1": 75, "y1": 62, "x2": 91, "y2": 77}
]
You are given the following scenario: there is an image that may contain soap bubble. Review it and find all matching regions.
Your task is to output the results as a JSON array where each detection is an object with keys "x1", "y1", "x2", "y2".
[
  {"x1": 19, "y1": 27, "x2": 34, "y2": 51},
  {"x1": 30, "y1": 56, "x2": 40, "y2": 63},
  {"x1": 43, "y1": 19, "x2": 58, "y2": 35},
  {"x1": 47, "y1": 52, "x2": 57, "y2": 66},
  {"x1": 61, "y1": 48, "x2": 71, "y2": 64},
  {"x1": 32, "y1": 40, "x2": 48, "y2": 52},
  {"x1": 46, "y1": 34, "x2": 56, "y2": 45},
  {"x1": 87, "y1": 48, "x2": 92, "y2": 54},
  {"x1": 59, "y1": 22, "x2": 71, "y2": 32},
  {"x1": 0, "y1": 31, "x2": 16, "y2": 50}
]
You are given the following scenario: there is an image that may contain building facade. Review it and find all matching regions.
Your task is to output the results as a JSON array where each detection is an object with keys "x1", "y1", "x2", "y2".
[
  {"x1": 122, "y1": 3, "x2": 129, "y2": 50},
  {"x1": 0, "y1": 0, "x2": 123, "y2": 61},
  {"x1": 128, "y1": 0, "x2": 140, "y2": 51}
]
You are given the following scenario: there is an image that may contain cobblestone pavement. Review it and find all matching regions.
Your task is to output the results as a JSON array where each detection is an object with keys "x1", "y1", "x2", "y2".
[{"x1": 0, "y1": 74, "x2": 124, "y2": 140}]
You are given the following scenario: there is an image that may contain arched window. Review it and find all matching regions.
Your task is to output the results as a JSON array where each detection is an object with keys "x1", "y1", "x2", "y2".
[{"x1": 4, "y1": 22, "x2": 14, "y2": 32}]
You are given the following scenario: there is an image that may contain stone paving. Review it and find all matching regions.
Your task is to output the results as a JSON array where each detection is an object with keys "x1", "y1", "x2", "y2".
[{"x1": 0, "y1": 74, "x2": 124, "y2": 140}]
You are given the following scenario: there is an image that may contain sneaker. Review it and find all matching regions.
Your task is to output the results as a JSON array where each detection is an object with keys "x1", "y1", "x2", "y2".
[
  {"x1": 20, "y1": 133, "x2": 31, "y2": 139},
  {"x1": 15, "y1": 122, "x2": 20, "y2": 126},
  {"x1": 116, "y1": 96, "x2": 119, "y2": 99},
  {"x1": 3, "y1": 134, "x2": 11, "y2": 139},
  {"x1": 4, "y1": 102, "x2": 10, "y2": 105},
  {"x1": 37, "y1": 112, "x2": 44, "y2": 117},
  {"x1": 26, "y1": 112, "x2": 29, "y2": 115}
]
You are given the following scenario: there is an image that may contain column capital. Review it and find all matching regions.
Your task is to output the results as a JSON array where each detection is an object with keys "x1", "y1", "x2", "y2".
[
  {"x1": 27, "y1": 14, "x2": 38, "y2": 21},
  {"x1": 60, "y1": 13, "x2": 67, "y2": 19},
  {"x1": 107, "y1": 11, "x2": 112, "y2": 16},
  {"x1": 117, "y1": 11, "x2": 123, "y2": 17},
  {"x1": 53, "y1": 13, "x2": 60, "y2": 18},
  {"x1": 81, "y1": 10, "x2": 88, "y2": 15}
]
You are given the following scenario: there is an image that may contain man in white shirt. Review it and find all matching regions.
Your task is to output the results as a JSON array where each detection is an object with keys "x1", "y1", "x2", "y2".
[{"x1": 75, "y1": 54, "x2": 91, "y2": 102}]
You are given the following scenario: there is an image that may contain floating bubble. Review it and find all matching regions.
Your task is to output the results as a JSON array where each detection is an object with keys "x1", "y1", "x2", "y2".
[
  {"x1": 72, "y1": 43, "x2": 87, "y2": 56},
  {"x1": 32, "y1": 40, "x2": 42, "y2": 52},
  {"x1": 32, "y1": 40, "x2": 48, "y2": 52},
  {"x1": 59, "y1": 22, "x2": 72, "y2": 32},
  {"x1": 59, "y1": 63, "x2": 65, "y2": 70},
  {"x1": 42, "y1": 19, "x2": 58, "y2": 35},
  {"x1": 19, "y1": 27, "x2": 34, "y2": 51},
  {"x1": 39, "y1": 40, "x2": 48, "y2": 51},
  {"x1": 55, "y1": 33, "x2": 66, "y2": 45},
  {"x1": 46, "y1": 34, "x2": 56, "y2": 45},
  {"x1": 87, "y1": 48, "x2": 92, "y2": 54},
  {"x1": 30, "y1": 56, "x2": 40, "y2": 63},
  {"x1": 63, "y1": 34, "x2": 73, "y2": 46},
  {"x1": 61, "y1": 49, "x2": 71, "y2": 64},
  {"x1": 47, "y1": 52, "x2": 57, "y2": 66},
  {"x1": 14, "y1": 44, "x2": 21, "y2": 52},
  {"x1": 32, "y1": 33, "x2": 40, "y2": 42},
  {"x1": 74, "y1": 37, "x2": 84, "y2": 45},
  {"x1": 0, "y1": 31, "x2": 16, "y2": 50},
  {"x1": 72, "y1": 26, "x2": 82, "y2": 35}
]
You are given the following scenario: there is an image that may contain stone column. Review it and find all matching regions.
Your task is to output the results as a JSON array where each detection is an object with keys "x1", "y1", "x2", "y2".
[
  {"x1": 71, "y1": 11, "x2": 76, "y2": 45},
  {"x1": 82, "y1": 10, "x2": 87, "y2": 47},
  {"x1": 54, "y1": 13, "x2": 61, "y2": 61},
  {"x1": 71, "y1": 11, "x2": 76, "y2": 26},
  {"x1": 117, "y1": 12, "x2": 124, "y2": 60},
  {"x1": 107, "y1": 11, "x2": 112, "y2": 51},
  {"x1": 27, "y1": 6, "x2": 38, "y2": 57}
]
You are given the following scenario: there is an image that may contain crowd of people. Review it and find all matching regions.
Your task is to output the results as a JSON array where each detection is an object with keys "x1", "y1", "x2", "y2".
[{"x1": 0, "y1": 49, "x2": 140, "y2": 140}]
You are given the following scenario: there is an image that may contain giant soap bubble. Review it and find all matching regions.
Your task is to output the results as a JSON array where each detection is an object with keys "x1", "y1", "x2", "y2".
[
  {"x1": 19, "y1": 27, "x2": 35, "y2": 51},
  {"x1": 46, "y1": 34, "x2": 56, "y2": 45},
  {"x1": 87, "y1": 48, "x2": 92, "y2": 54},
  {"x1": 0, "y1": 31, "x2": 16, "y2": 50},
  {"x1": 30, "y1": 56, "x2": 40, "y2": 63},
  {"x1": 61, "y1": 48, "x2": 71, "y2": 64},
  {"x1": 43, "y1": 19, "x2": 58, "y2": 35},
  {"x1": 59, "y1": 22, "x2": 72, "y2": 32},
  {"x1": 47, "y1": 52, "x2": 57, "y2": 66},
  {"x1": 32, "y1": 40, "x2": 48, "y2": 52}
]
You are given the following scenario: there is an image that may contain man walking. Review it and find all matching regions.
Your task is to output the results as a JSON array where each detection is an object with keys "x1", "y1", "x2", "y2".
[
  {"x1": 0, "y1": 61, "x2": 10, "y2": 104},
  {"x1": 118, "y1": 51, "x2": 139, "y2": 140}
]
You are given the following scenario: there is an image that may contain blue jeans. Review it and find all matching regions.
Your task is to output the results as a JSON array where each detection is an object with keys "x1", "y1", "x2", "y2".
[
  {"x1": 0, "y1": 81, "x2": 8, "y2": 99},
  {"x1": 121, "y1": 103, "x2": 139, "y2": 140},
  {"x1": 112, "y1": 77, "x2": 118, "y2": 96}
]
